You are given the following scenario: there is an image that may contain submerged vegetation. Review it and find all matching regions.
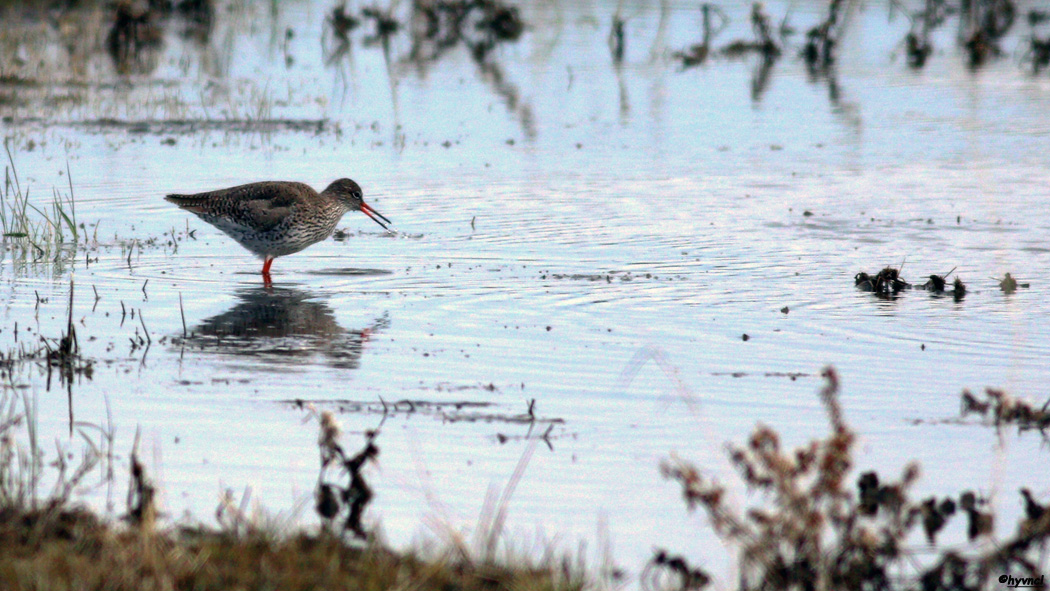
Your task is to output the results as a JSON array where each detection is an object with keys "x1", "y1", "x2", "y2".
[{"x1": 854, "y1": 265, "x2": 969, "y2": 301}]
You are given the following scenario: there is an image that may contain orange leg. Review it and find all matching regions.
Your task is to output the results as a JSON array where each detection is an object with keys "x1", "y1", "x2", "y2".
[{"x1": 261, "y1": 257, "x2": 274, "y2": 277}]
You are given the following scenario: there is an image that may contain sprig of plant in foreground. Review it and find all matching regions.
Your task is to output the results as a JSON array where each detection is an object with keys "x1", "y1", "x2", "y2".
[
  {"x1": 2, "y1": 138, "x2": 78, "y2": 258},
  {"x1": 654, "y1": 367, "x2": 1050, "y2": 591}
]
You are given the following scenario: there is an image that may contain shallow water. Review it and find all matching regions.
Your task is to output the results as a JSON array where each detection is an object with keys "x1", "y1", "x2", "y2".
[{"x1": 3, "y1": 0, "x2": 1050, "y2": 583}]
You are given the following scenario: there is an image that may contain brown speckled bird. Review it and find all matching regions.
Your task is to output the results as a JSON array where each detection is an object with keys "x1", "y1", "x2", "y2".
[{"x1": 165, "y1": 179, "x2": 391, "y2": 280}]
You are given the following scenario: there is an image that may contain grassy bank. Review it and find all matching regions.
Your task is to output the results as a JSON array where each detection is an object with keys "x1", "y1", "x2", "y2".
[
  {"x1": 0, "y1": 510, "x2": 582, "y2": 590},
  {"x1": 0, "y1": 388, "x2": 586, "y2": 591}
]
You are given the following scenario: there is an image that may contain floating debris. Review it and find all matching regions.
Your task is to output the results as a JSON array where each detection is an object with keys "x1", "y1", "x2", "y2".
[
  {"x1": 921, "y1": 267, "x2": 965, "y2": 296},
  {"x1": 282, "y1": 396, "x2": 564, "y2": 427},
  {"x1": 923, "y1": 273, "x2": 947, "y2": 292},
  {"x1": 997, "y1": 272, "x2": 1030, "y2": 293},
  {"x1": 3, "y1": 116, "x2": 332, "y2": 135},
  {"x1": 960, "y1": 387, "x2": 1050, "y2": 432},
  {"x1": 854, "y1": 266, "x2": 909, "y2": 294}
]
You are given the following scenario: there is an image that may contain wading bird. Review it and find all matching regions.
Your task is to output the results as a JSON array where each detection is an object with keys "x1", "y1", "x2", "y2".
[{"x1": 166, "y1": 179, "x2": 391, "y2": 281}]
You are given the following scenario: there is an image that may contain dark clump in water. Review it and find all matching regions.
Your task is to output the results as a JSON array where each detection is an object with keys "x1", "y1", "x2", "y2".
[
  {"x1": 961, "y1": 0, "x2": 1016, "y2": 68},
  {"x1": 1022, "y1": 488, "x2": 1048, "y2": 522},
  {"x1": 921, "y1": 267, "x2": 963, "y2": 296},
  {"x1": 802, "y1": 0, "x2": 846, "y2": 72},
  {"x1": 329, "y1": 4, "x2": 361, "y2": 40},
  {"x1": 902, "y1": 0, "x2": 953, "y2": 68},
  {"x1": 854, "y1": 266, "x2": 909, "y2": 294},
  {"x1": 1029, "y1": 36, "x2": 1050, "y2": 72},
  {"x1": 960, "y1": 387, "x2": 1050, "y2": 432},
  {"x1": 997, "y1": 272, "x2": 1030, "y2": 293},
  {"x1": 923, "y1": 274, "x2": 947, "y2": 292}
]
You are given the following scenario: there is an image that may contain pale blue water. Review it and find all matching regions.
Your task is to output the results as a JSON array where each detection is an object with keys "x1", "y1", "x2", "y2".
[{"x1": 2, "y1": 0, "x2": 1050, "y2": 583}]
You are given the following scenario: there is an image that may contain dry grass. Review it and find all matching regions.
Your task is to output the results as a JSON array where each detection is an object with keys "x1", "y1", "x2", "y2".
[
  {"x1": 0, "y1": 518, "x2": 583, "y2": 591},
  {"x1": 0, "y1": 392, "x2": 586, "y2": 591}
]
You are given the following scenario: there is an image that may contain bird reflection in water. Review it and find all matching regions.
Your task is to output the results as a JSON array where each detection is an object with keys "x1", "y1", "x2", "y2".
[{"x1": 176, "y1": 287, "x2": 388, "y2": 370}]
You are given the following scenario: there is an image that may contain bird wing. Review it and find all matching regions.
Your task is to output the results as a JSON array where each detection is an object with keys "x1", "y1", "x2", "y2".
[{"x1": 165, "y1": 182, "x2": 314, "y2": 233}]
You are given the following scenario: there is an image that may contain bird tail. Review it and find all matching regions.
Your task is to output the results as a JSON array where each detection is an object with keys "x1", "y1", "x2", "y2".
[{"x1": 165, "y1": 194, "x2": 210, "y2": 212}]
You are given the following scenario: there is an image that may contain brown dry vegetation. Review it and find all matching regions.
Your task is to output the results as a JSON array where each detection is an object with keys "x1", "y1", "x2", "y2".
[
  {"x1": 0, "y1": 512, "x2": 582, "y2": 591},
  {"x1": 655, "y1": 368, "x2": 1050, "y2": 591},
  {"x1": 0, "y1": 388, "x2": 584, "y2": 591}
]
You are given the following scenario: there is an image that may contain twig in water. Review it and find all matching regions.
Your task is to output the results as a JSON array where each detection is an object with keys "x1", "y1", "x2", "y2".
[
  {"x1": 541, "y1": 423, "x2": 554, "y2": 451},
  {"x1": 138, "y1": 309, "x2": 151, "y2": 346},
  {"x1": 67, "y1": 280, "x2": 76, "y2": 354},
  {"x1": 179, "y1": 293, "x2": 187, "y2": 338}
]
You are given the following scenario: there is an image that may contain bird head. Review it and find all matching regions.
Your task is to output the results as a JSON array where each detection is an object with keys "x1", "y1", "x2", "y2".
[{"x1": 323, "y1": 178, "x2": 391, "y2": 230}]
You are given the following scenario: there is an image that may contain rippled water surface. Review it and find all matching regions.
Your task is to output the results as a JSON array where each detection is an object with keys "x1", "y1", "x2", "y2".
[{"x1": 3, "y1": 0, "x2": 1050, "y2": 583}]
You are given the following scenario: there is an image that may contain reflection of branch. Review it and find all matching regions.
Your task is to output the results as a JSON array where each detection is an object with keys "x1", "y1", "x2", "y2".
[
  {"x1": 362, "y1": 6, "x2": 401, "y2": 47},
  {"x1": 476, "y1": 58, "x2": 536, "y2": 140},
  {"x1": 609, "y1": 15, "x2": 625, "y2": 63},
  {"x1": 106, "y1": 2, "x2": 164, "y2": 75},
  {"x1": 677, "y1": 4, "x2": 778, "y2": 68},
  {"x1": 750, "y1": 55, "x2": 776, "y2": 102},
  {"x1": 613, "y1": 59, "x2": 630, "y2": 124},
  {"x1": 803, "y1": 0, "x2": 849, "y2": 73}
]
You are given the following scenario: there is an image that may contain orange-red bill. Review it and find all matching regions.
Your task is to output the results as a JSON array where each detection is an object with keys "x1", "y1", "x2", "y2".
[{"x1": 360, "y1": 202, "x2": 392, "y2": 230}]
